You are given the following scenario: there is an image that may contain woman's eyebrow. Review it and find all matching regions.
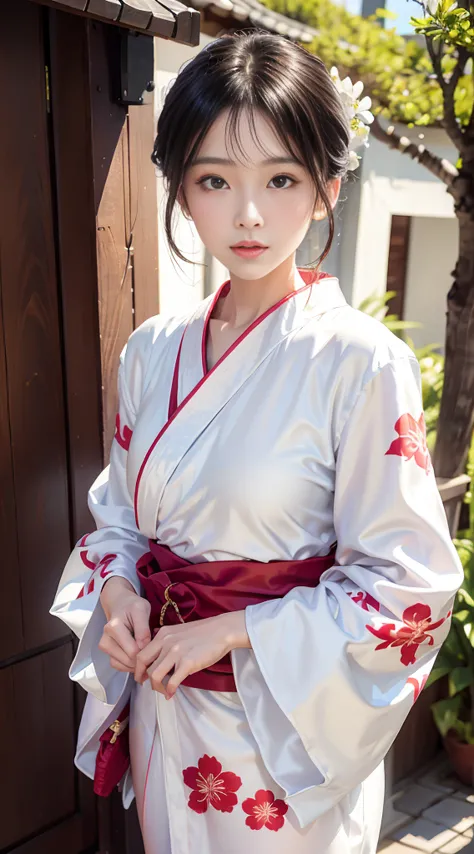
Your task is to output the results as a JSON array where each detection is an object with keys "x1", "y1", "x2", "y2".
[{"x1": 191, "y1": 156, "x2": 301, "y2": 166}]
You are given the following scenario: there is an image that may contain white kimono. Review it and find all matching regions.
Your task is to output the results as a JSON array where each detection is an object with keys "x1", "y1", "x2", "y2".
[{"x1": 50, "y1": 273, "x2": 462, "y2": 854}]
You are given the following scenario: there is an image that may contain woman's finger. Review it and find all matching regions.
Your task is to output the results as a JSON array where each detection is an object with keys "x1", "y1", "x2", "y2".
[
  {"x1": 105, "y1": 617, "x2": 140, "y2": 660},
  {"x1": 166, "y1": 663, "x2": 190, "y2": 697},
  {"x1": 99, "y1": 633, "x2": 137, "y2": 669},
  {"x1": 148, "y1": 652, "x2": 176, "y2": 694},
  {"x1": 134, "y1": 635, "x2": 163, "y2": 684},
  {"x1": 109, "y1": 656, "x2": 134, "y2": 672},
  {"x1": 130, "y1": 600, "x2": 152, "y2": 650}
]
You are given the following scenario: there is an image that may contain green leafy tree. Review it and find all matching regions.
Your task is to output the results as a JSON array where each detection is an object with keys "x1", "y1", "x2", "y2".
[{"x1": 264, "y1": 0, "x2": 474, "y2": 494}]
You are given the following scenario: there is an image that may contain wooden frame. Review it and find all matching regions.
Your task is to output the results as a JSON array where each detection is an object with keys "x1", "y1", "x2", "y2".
[
  {"x1": 0, "y1": 7, "x2": 159, "y2": 851},
  {"x1": 29, "y1": 0, "x2": 200, "y2": 44},
  {"x1": 49, "y1": 9, "x2": 159, "y2": 466}
]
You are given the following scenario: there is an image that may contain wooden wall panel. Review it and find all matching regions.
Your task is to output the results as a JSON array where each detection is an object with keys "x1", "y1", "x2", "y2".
[
  {"x1": 0, "y1": 1, "x2": 70, "y2": 651},
  {"x1": 129, "y1": 103, "x2": 160, "y2": 326},
  {"x1": 8, "y1": 814, "x2": 86, "y2": 854},
  {"x1": 89, "y1": 21, "x2": 134, "y2": 459},
  {"x1": 0, "y1": 11, "x2": 159, "y2": 854},
  {"x1": 48, "y1": 10, "x2": 104, "y2": 541},
  {"x1": 0, "y1": 642, "x2": 76, "y2": 850},
  {"x1": 0, "y1": 274, "x2": 23, "y2": 659},
  {"x1": 0, "y1": 5, "x2": 99, "y2": 852}
]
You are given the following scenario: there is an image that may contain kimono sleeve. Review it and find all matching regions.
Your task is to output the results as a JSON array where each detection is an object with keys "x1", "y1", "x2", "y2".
[
  {"x1": 233, "y1": 355, "x2": 463, "y2": 828},
  {"x1": 49, "y1": 345, "x2": 150, "y2": 704}
]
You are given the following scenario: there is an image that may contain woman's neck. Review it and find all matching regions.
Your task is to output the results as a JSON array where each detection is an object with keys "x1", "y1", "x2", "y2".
[{"x1": 213, "y1": 258, "x2": 305, "y2": 328}]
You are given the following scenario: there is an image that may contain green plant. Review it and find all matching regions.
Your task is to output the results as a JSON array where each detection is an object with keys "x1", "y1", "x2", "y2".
[
  {"x1": 357, "y1": 291, "x2": 422, "y2": 336},
  {"x1": 417, "y1": 350, "x2": 474, "y2": 747},
  {"x1": 426, "y1": 482, "x2": 474, "y2": 744},
  {"x1": 417, "y1": 349, "x2": 445, "y2": 453}
]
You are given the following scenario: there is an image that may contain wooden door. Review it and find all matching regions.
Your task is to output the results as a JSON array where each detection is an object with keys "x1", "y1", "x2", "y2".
[
  {"x1": 386, "y1": 214, "x2": 412, "y2": 320},
  {"x1": 0, "y1": 3, "x2": 96, "y2": 851}
]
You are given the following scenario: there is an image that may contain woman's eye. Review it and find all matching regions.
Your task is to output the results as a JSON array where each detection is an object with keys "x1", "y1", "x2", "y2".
[
  {"x1": 198, "y1": 176, "x2": 228, "y2": 191},
  {"x1": 268, "y1": 174, "x2": 295, "y2": 190}
]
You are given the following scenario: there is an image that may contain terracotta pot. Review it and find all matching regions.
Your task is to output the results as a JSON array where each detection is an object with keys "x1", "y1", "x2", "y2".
[{"x1": 444, "y1": 730, "x2": 474, "y2": 787}]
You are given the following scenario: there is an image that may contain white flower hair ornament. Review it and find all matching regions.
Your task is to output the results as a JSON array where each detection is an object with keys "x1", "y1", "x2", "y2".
[{"x1": 330, "y1": 67, "x2": 374, "y2": 171}]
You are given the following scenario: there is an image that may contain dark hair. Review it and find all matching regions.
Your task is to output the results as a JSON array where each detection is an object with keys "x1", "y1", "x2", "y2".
[{"x1": 152, "y1": 31, "x2": 350, "y2": 267}]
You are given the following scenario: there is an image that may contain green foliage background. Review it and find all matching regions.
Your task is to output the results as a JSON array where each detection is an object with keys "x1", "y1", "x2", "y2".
[{"x1": 262, "y1": 0, "x2": 473, "y2": 131}]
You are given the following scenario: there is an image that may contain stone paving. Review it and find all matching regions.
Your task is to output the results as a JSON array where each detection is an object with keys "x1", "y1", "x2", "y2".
[{"x1": 379, "y1": 760, "x2": 474, "y2": 854}]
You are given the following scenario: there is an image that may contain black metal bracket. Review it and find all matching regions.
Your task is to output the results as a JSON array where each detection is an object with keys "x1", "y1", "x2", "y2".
[{"x1": 117, "y1": 30, "x2": 155, "y2": 106}]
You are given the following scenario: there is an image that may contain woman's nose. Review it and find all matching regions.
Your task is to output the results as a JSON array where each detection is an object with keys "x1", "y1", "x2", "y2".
[{"x1": 234, "y1": 199, "x2": 264, "y2": 230}]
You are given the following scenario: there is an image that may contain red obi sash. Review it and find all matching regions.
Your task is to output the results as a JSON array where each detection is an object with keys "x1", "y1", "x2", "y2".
[
  {"x1": 136, "y1": 541, "x2": 336, "y2": 691},
  {"x1": 94, "y1": 543, "x2": 336, "y2": 796}
]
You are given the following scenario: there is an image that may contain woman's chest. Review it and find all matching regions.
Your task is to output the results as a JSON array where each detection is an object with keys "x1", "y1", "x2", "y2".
[{"x1": 129, "y1": 349, "x2": 339, "y2": 558}]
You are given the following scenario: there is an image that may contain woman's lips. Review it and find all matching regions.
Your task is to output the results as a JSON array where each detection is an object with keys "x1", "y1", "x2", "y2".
[{"x1": 231, "y1": 246, "x2": 268, "y2": 259}]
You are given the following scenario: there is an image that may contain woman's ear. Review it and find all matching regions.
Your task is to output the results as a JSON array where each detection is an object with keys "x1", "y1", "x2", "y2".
[{"x1": 312, "y1": 178, "x2": 342, "y2": 221}]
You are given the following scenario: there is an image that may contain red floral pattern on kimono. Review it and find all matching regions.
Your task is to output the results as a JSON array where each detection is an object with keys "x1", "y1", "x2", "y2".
[
  {"x1": 242, "y1": 790, "x2": 288, "y2": 831},
  {"x1": 407, "y1": 674, "x2": 429, "y2": 703},
  {"x1": 114, "y1": 413, "x2": 133, "y2": 451},
  {"x1": 98, "y1": 553, "x2": 117, "y2": 578},
  {"x1": 348, "y1": 590, "x2": 380, "y2": 612},
  {"x1": 183, "y1": 755, "x2": 242, "y2": 814},
  {"x1": 76, "y1": 580, "x2": 92, "y2": 599},
  {"x1": 80, "y1": 549, "x2": 96, "y2": 570},
  {"x1": 385, "y1": 412, "x2": 432, "y2": 475},
  {"x1": 76, "y1": 550, "x2": 117, "y2": 598},
  {"x1": 367, "y1": 603, "x2": 449, "y2": 666}
]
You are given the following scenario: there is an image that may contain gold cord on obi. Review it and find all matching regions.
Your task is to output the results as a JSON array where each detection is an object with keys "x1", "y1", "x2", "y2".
[{"x1": 159, "y1": 582, "x2": 185, "y2": 627}]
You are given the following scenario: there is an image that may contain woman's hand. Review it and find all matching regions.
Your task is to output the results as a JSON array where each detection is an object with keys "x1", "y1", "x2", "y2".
[
  {"x1": 98, "y1": 576, "x2": 152, "y2": 673},
  {"x1": 134, "y1": 611, "x2": 251, "y2": 698}
]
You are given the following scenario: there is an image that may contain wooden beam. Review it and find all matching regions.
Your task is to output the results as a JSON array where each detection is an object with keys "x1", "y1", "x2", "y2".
[
  {"x1": 86, "y1": 0, "x2": 121, "y2": 20},
  {"x1": 152, "y1": 0, "x2": 200, "y2": 45},
  {"x1": 156, "y1": 0, "x2": 199, "y2": 43},
  {"x1": 50, "y1": 0, "x2": 87, "y2": 8},
  {"x1": 118, "y1": 0, "x2": 153, "y2": 27},
  {"x1": 143, "y1": 0, "x2": 176, "y2": 37},
  {"x1": 28, "y1": 0, "x2": 201, "y2": 44}
]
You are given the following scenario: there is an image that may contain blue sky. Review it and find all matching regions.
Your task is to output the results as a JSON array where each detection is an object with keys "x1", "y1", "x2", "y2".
[{"x1": 343, "y1": 0, "x2": 418, "y2": 33}]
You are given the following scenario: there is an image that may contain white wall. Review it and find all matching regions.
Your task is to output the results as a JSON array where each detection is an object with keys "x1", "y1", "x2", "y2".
[
  {"x1": 334, "y1": 125, "x2": 457, "y2": 310},
  {"x1": 404, "y1": 215, "x2": 458, "y2": 351}
]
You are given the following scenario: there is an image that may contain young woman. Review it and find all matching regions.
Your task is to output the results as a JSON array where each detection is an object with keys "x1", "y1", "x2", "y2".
[{"x1": 50, "y1": 32, "x2": 462, "y2": 854}]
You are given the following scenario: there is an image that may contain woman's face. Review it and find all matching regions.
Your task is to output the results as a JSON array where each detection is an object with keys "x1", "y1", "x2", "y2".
[{"x1": 182, "y1": 109, "x2": 340, "y2": 280}]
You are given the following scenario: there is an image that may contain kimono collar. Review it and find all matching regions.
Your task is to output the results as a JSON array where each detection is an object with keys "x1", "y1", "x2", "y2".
[
  {"x1": 176, "y1": 270, "x2": 346, "y2": 407},
  {"x1": 134, "y1": 270, "x2": 347, "y2": 536}
]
